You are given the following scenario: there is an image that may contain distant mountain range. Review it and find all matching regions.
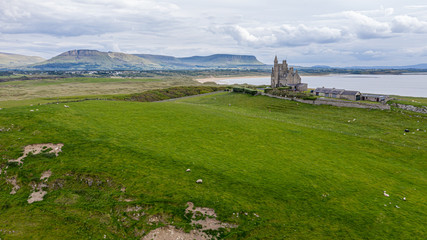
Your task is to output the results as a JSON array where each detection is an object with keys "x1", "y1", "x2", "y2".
[
  {"x1": 344, "y1": 64, "x2": 427, "y2": 70},
  {"x1": 0, "y1": 50, "x2": 265, "y2": 70},
  {"x1": 1, "y1": 50, "x2": 427, "y2": 71}
]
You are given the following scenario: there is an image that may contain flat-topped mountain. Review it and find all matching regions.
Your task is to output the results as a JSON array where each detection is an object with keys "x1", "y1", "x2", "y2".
[
  {"x1": 29, "y1": 50, "x2": 266, "y2": 70},
  {"x1": 0, "y1": 52, "x2": 45, "y2": 68},
  {"x1": 31, "y1": 50, "x2": 157, "y2": 70}
]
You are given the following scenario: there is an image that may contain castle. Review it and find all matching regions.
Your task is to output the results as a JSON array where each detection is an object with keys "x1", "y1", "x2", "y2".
[{"x1": 271, "y1": 56, "x2": 307, "y2": 91}]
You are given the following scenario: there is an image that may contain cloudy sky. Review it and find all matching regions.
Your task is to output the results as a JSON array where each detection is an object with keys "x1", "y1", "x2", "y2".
[{"x1": 1, "y1": 0, "x2": 427, "y2": 66}]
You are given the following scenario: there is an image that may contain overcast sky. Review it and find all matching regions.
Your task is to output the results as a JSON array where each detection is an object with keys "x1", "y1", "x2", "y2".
[{"x1": 1, "y1": 0, "x2": 427, "y2": 66}]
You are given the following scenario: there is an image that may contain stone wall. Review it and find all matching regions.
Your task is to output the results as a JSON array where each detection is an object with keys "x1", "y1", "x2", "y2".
[
  {"x1": 393, "y1": 103, "x2": 427, "y2": 114},
  {"x1": 312, "y1": 98, "x2": 390, "y2": 110},
  {"x1": 263, "y1": 93, "x2": 391, "y2": 110}
]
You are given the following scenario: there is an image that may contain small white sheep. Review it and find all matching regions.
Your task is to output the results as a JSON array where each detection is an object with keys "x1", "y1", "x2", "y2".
[
  {"x1": 196, "y1": 179, "x2": 203, "y2": 184},
  {"x1": 383, "y1": 191, "x2": 390, "y2": 197},
  {"x1": 186, "y1": 169, "x2": 191, "y2": 172},
  {"x1": 64, "y1": 105, "x2": 69, "y2": 108}
]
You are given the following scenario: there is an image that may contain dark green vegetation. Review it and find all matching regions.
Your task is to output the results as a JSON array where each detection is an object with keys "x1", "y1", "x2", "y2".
[
  {"x1": 1, "y1": 91, "x2": 426, "y2": 239},
  {"x1": 265, "y1": 88, "x2": 317, "y2": 100},
  {"x1": 232, "y1": 87, "x2": 258, "y2": 96},
  {"x1": 27, "y1": 50, "x2": 266, "y2": 70},
  {"x1": 114, "y1": 86, "x2": 226, "y2": 102}
]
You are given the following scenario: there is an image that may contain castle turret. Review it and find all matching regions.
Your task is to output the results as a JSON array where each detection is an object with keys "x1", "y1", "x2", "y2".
[
  {"x1": 271, "y1": 56, "x2": 280, "y2": 87},
  {"x1": 271, "y1": 57, "x2": 303, "y2": 88}
]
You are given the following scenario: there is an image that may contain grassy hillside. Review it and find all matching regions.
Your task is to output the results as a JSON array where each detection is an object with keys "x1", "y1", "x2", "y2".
[
  {"x1": 28, "y1": 50, "x2": 266, "y2": 70},
  {"x1": 31, "y1": 50, "x2": 159, "y2": 70},
  {"x1": 0, "y1": 52, "x2": 45, "y2": 68},
  {"x1": 0, "y1": 92, "x2": 426, "y2": 239}
]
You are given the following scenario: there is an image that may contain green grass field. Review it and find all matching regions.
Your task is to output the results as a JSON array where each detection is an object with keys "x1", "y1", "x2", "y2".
[{"x1": 0, "y1": 92, "x2": 426, "y2": 239}]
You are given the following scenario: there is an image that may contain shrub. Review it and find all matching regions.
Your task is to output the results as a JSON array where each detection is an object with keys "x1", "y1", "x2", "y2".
[
  {"x1": 264, "y1": 88, "x2": 273, "y2": 94},
  {"x1": 244, "y1": 88, "x2": 258, "y2": 96},
  {"x1": 302, "y1": 96, "x2": 317, "y2": 100},
  {"x1": 233, "y1": 87, "x2": 244, "y2": 93},
  {"x1": 116, "y1": 86, "x2": 226, "y2": 102}
]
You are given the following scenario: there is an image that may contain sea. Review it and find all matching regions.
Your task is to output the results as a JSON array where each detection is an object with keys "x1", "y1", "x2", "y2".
[{"x1": 215, "y1": 74, "x2": 427, "y2": 98}]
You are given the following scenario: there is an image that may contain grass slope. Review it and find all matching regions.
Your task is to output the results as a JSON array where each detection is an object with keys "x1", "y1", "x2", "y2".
[
  {"x1": 31, "y1": 50, "x2": 159, "y2": 70},
  {"x1": 0, "y1": 77, "x2": 201, "y2": 105},
  {"x1": 0, "y1": 93, "x2": 425, "y2": 239},
  {"x1": 29, "y1": 50, "x2": 265, "y2": 70},
  {"x1": 0, "y1": 52, "x2": 45, "y2": 68}
]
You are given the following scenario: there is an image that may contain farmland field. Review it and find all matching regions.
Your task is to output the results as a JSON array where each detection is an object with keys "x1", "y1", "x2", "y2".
[{"x1": 0, "y1": 90, "x2": 426, "y2": 239}]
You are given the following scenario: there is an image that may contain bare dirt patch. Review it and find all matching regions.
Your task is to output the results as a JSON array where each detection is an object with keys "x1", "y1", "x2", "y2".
[
  {"x1": 142, "y1": 202, "x2": 237, "y2": 240},
  {"x1": 4, "y1": 144, "x2": 62, "y2": 198},
  {"x1": 40, "y1": 170, "x2": 52, "y2": 181},
  {"x1": 28, "y1": 190, "x2": 48, "y2": 204},
  {"x1": 125, "y1": 205, "x2": 145, "y2": 221},
  {"x1": 6, "y1": 176, "x2": 20, "y2": 194},
  {"x1": 8, "y1": 143, "x2": 64, "y2": 165},
  {"x1": 28, "y1": 182, "x2": 49, "y2": 204},
  {"x1": 186, "y1": 202, "x2": 238, "y2": 231},
  {"x1": 141, "y1": 225, "x2": 210, "y2": 240}
]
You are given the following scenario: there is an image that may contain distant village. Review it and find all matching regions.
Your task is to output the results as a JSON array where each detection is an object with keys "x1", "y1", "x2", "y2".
[{"x1": 270, "y1": 56, "x2": 390, "y2": 103}]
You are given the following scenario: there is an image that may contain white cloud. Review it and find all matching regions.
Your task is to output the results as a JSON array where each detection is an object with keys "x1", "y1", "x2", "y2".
[
  {"x1": 1, "y1": 1, "x2": 427, "y2": 66},
  {"x1": 404, "y1": 5, "x2": 427, "y2": 10},
  {"x1": 392, "y1": 15, "x2": 427, "y2": 33},
  {"x1": 218, "y1": 24, "x2": 344, "y2": 47},
  {"x1": 0, "y1": 0, "x2": 182, "y2": 36},
  {"x1": 341, "y1": 11, "x2": 392, "y2": 39},
  {"x1": 404, "y1": 46, "x2": 427, "y2": 56}
]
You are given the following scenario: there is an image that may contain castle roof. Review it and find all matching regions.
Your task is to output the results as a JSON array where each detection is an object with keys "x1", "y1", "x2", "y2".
[
  {"x1": 362, "y1": 94, "x2": 388, "y2": 98},
  {"x1": 314, "y1": 88, "x2": 360, "y2": 95},
  {"x1": 314, "y1": 88, "x2": 344, "y2": 94},
  {"x1": 341, "y1": 90, "x2": 360, "y2": 96}
]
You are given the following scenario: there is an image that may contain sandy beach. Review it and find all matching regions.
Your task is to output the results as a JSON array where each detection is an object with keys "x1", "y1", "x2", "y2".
[{"x1": 195, "y1": 75, "x2": 269, "y2": 83}]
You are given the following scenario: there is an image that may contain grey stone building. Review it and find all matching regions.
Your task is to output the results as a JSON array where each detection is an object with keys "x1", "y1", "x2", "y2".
[
  {"x1": 313, "y1": 87, "x2": 361, "y2": 101},
  {"x1": 361, "y1": 94, "x2": 390, "y2": 102},
  {"x1": 271, "y1": 56, "x2": 307, "y2": 91}
]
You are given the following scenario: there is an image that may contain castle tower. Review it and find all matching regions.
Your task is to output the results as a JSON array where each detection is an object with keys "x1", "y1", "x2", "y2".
[
  {"x1": 271, "y1": 56, "x2": 279, "y2": 87},
  {"x1": 271, "y1": 57, "x2": 302, "y2": 88}
]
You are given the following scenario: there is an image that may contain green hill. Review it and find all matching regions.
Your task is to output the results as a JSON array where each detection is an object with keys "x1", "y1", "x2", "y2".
[
  {"x1": 0, "y1": 52, "x2": 45, "y2": 69},
  {"x1": 0, "y1": 91, "x2": 425, "y2": 239},
  {"x1": 30, "y1": 50, "x2": 159, "y2": 70},
  {"x1": 29, "y1": 50, "x2": 266, "y2": 70}
]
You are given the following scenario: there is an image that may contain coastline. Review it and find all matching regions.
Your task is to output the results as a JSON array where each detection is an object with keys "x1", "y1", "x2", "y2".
[{"x1": 195, "y1": 75, "x2": 269, "y2": 83}]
